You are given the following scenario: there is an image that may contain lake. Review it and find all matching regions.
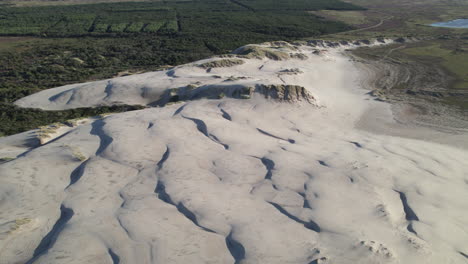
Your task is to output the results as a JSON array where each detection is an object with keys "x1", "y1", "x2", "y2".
[{"x1": 430, "y1": 19, "x2": 468, "y2": 28}]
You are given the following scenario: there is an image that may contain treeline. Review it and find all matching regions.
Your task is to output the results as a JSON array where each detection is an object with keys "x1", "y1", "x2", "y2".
[
  {"x1": 235, "y1": 0, "x2": 365, "y2": 11},
  {"x1": 0, "y1": 0, "x2": 361, "y2": 37},
  {"x1": 0, "y1": 103, "x2": 145, "y2": 137},
  {"x1": 0, "y1": 36, "x2": 223, "y2": 103}
]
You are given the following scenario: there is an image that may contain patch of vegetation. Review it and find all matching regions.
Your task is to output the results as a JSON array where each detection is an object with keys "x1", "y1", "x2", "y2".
[
  {"x1": 36, "y1": 122, "x2": 63, "y2": 142},
  {"x1": 198, "y1": 58, "x2": 245, "y2": 69},
  {"x1": 9, "y1": 218, "x2": 31, "y2": 233},
  {"x1": 224, "y1": 76, "x2": 249, "y2": 82},
  {"x1": 0, "y1": 104, "x2": 145, "y2": 137},
  {"x1": 311, "y1": 10, "x2": 368, "y2": 25},
  {"x1": 401, "y1": 43, "x2": 468, "y2": 89},
  {"x1": 64, "y1": 145, "x2": 88, "y2": 161},
  {"x1": 234, "y1": 45, "x2": 291, "y2": 60},
  {"x1": 279, "y1": 68, "x2": 304, "y2": 75},
  {"x1": 0, "y1": 157, "x2": 15, "y2": 162},
  {"x1": 235, "y1": 0, "x2": 365, "y2": 11}
]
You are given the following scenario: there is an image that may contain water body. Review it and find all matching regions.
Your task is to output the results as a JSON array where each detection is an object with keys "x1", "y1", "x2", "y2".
[{"x1": 430, "y1": 19, "x2": 468, "y2": 28}]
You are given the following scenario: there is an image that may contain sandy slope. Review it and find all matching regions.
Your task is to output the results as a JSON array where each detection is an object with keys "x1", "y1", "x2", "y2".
[{"x1": 1, "y1": 41, "x2": 468, "y2": 264}]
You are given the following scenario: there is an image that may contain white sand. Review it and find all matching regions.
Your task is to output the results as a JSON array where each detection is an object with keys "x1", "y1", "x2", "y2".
[{"x1": 1, "y1": 41, "x2": 467, "y2": 264}]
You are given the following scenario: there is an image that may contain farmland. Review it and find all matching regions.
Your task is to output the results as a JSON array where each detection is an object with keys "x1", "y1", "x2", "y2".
[
  {"x1": 0, "y1": 1, "x2": 363, "y2": 37},
  {"x1": 0, "y1": 4, "x2": 177, "y2": 36}
]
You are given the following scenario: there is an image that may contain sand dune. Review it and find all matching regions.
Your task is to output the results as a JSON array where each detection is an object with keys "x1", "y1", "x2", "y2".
[{"x1": 1, "y1": 40, "x2": 468, "y2": 264}]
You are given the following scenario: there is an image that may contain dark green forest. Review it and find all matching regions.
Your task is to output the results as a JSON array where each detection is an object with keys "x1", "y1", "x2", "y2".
[
  {"x1": 0, "y1": 0, "x2": 363, "y2": 36},
  {"x1": 0, "y1": 0, "x2": 363, "y2": 136}
]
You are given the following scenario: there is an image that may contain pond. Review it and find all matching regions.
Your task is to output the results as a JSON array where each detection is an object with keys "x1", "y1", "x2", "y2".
[{"x1": 430, "y1": 19, "x2": 468, "y2": 28}]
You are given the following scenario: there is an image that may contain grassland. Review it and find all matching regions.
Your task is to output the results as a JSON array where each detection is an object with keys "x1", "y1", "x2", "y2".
[
  {"x1": 309, "y1": 10, "x2": 368, "y2": 25},
  {"x1": 0, "y1": 0, "x2": 363, "y2": 136},
  {"x1": 402, "y1": 43, "x2": 468, "y2": 89}
]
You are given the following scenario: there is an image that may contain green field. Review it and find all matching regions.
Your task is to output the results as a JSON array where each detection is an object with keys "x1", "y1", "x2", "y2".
[
  {"x1": 310, "y1": 10, "x2": 368, "y2": 25},
  {"x1": 402, "y1": 43, "x2": 468, "y2": 89}
]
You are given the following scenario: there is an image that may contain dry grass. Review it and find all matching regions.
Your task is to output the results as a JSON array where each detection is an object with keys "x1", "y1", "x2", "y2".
[
  {"x1": 63, "y1": 144, "x2": 88, "y2": 161},
  {"x1": 234, "y1": 45, "x2": 291, "y2": 60},
  {"x1": 7, "y1": 218, "x2": 31, "y2": 234},
  {"x1": 198, "y1": 59, "x2": 245, "y2": 69},
  {"x1": 0, "y1": 157, "x2": 15, "y2": 162},
  {"x1": 36, "y1": 122, "x2": 63, "y2": 143}
]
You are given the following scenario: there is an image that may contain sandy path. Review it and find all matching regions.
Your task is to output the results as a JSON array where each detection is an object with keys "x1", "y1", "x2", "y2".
[{"x1": 343, "y1": 11, "x2": 394, "y2": 34}]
